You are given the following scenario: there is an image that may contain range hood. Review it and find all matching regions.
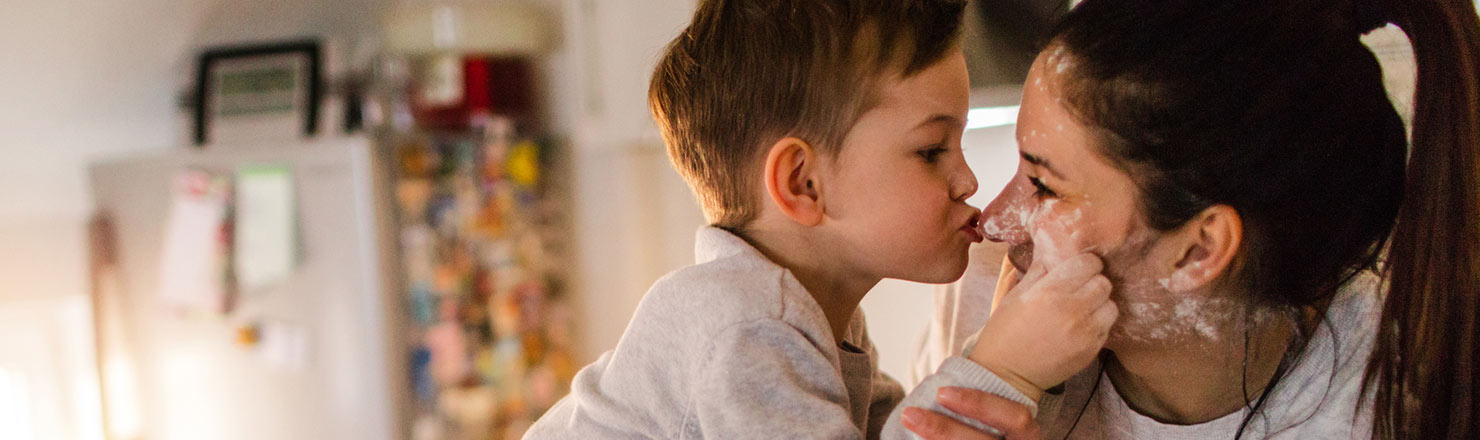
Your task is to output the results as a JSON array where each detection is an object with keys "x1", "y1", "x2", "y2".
[{"x1": 961, "y1": 0, "x2": 1071, "y2": 111}]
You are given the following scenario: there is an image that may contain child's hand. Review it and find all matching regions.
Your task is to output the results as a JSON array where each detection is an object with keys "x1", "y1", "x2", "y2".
[{"x1": 967, "y1": 253, "x2": 1116, "y2": 401}]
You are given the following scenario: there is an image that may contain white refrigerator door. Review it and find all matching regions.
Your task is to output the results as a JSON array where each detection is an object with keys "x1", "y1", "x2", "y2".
[{"x1": 88, "y1": 137, "x2": 403, "y2": 440}]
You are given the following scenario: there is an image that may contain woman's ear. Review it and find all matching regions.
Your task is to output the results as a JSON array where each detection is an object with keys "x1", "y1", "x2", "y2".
[
  {"x1": 763, "y1": 137, "x2": 825, "y2": 226},
  {"x1": 1163, "y1": 204, "x2": 1243, "y2": 291}
]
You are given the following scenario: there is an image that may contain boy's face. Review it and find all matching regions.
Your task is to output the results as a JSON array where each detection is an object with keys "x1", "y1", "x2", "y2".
[{"x1": 818, "y1": 49, "x2": 980, "y2": 284}]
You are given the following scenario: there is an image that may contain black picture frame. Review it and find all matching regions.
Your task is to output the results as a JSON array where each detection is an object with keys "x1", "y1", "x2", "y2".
[{"x1": 194, "y1": 39, "x2": 321, "y2": 146}]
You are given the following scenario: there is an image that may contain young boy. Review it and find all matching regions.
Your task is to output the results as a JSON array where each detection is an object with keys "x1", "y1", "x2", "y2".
[{"x1": 525, "y1": 0, "x2": 1111, "y2": 438}]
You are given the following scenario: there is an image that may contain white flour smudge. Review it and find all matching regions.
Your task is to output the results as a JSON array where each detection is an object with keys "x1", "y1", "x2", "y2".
[
  {"x1": 1115, "y1": 295, "x2": 1235, "y2": 343},
  {"x1": 1056, "y1": 57, "x2": 1072, "y2": 73}
]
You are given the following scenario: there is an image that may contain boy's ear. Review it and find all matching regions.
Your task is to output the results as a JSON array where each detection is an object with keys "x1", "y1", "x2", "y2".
[
  {"x1": 1164, "y1": 204, "x2": 1243, "y2": 291},
  {"x1": 763, "y1": 136, "x2": 825, "y2": 226}
]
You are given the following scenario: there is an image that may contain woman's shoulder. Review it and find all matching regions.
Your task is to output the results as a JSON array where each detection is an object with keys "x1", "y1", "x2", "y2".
[
  {"x1": 1252, "y1": 270, "x2": 1386, "y2": 436},
  {"x1": 1330, "y1": 270, "x2": 1386, "y2": 330},
  {"x1": 1323, "y1": 270, "x2": 1386, "y2": 368}
]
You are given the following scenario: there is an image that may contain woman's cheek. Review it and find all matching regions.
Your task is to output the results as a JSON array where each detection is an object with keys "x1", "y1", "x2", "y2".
[{"x1": 1028, "y1": 200, "x2": 1088, "y2": 269}]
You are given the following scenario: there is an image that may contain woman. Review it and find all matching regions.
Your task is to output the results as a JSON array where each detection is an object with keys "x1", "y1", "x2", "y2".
[{"x1": 900, "y1": 0, "x2": 1480, "y2": 438}]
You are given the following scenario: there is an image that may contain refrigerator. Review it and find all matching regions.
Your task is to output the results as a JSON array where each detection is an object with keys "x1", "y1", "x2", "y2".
[
  {"x1": 90, "y1": 128, "x2": 576, "y2": 440},
  {"x1": 89, "y1": 136, "x2": 406, "y2": 440}
]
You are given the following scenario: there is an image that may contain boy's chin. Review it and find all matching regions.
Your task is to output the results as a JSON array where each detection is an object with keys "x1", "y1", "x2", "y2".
[{"x1": 898, "y1": 258, "x2": 971, "y2": 284}]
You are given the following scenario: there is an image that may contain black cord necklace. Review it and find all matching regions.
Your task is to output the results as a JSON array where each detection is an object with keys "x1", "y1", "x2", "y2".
[{"x1": 1060, "y1": 353, "x2": 1107, "y2": 440}]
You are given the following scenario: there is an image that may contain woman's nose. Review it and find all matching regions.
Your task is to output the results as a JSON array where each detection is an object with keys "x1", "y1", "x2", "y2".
[{"x1": 979, "y1": 177, "x2": 1034, "y2": 244}]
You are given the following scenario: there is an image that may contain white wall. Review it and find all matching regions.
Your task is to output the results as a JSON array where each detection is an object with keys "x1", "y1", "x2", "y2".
[
  {"x1": 0, "y1": 0, "x2": 218, "y2": 302},
  {"x1": 0, "y1": 0, "x2": 397, "y2": 302},
  {"x1": 0, "y1": 2, "x2": 220, "y2": 439},
  {"x1": 0, "y1": 295, "x2": 100, "y2": 440},
  {"x1": 538, "y1": 0, "x2": 711, "y2": 364}
]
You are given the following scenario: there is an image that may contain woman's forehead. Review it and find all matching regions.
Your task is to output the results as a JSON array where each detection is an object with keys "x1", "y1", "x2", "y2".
[
  {"x1": 1016, "y1": 63, "x2": 1139, "y2": 199},
  {"x1": 1015, "y1": 66, "x2": 1078, "y2": 168}
]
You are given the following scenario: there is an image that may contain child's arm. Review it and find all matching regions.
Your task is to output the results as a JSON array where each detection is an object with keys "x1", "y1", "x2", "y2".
[
  {"x1": 967, "y1": 253, "x2": 1115, "y2": 399},
  {"x1": 881, "y1": 355, "x2": 1041, "y2": 439},
  {"x1": 880, "y1": 253, "x2": 1116, "y2": 439}
]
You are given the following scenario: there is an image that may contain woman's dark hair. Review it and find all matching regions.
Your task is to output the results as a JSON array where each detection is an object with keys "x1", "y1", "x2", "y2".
[
  {"x1": 1365, "y1": 1, "x2": 1480, "y2": 438},
  {"x1": 1047, "y1": 0, "x2": 1480, "y2": 438}
]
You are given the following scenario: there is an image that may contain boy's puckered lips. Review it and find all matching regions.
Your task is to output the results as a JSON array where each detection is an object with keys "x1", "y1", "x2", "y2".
[{"x1": 961, "y1": 211, "x2": 986, "y2": 243}]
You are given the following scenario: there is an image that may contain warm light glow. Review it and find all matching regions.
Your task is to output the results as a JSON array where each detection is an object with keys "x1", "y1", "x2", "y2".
[
  {"x1": 0, "y1": 294, "x2": 105, "y2": 440},
  {"x1": 0, "y1": 367, "x2": 35, "y2": 440},
  {"x1": 61, "y1": 298, "x2": 105, "y2": 440},
  {"x1": 156, "y1": 349, "x2": 213, "y2": 440},
  {"x1": 103, "y1": 359, "x2": 143, "y2": 439},
  {"x1": 966, "y1": 106, "x2": 1020, "y2": 130}
]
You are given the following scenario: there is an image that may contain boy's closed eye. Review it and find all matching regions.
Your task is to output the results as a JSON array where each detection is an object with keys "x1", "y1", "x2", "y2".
[{"x1": 917, "y1": 144, "x2": 948, "y2": 162}]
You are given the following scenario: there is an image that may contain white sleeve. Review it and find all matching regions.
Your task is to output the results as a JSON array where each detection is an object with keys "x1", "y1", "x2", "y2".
[{"x1": 883, "y1": 357, "x2": 1039, "y2": 440}]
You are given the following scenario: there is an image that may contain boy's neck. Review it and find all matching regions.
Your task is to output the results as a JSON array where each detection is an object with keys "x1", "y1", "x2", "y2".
[{"x1": 735, "y1": 225, "x2": 880, "y2": 344}]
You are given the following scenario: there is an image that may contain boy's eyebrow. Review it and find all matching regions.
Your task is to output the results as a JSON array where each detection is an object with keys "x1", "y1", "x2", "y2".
[
  {"x1": 915, "y1": 114, "x2": 964, "y2": 129},
  {"x1": 1021, "y1": 152, "x2": 1067, "y2": 180}
]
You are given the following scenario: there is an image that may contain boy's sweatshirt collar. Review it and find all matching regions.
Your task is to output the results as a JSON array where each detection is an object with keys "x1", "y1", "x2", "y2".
[{"x1": 694, "y1": 226, "x2": 764, "y2": 264}]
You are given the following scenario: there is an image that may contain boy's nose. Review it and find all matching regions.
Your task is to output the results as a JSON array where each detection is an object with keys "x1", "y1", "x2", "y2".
[
  {"x1": 979, "y1": 177, "x2": 1033, "y2": 244},
  {"x1": 952, "y1": 169, "x2": 979, "y2": 202},
  {"x1": 951, "y1": 153, "x2": 979, "y2": 202}
]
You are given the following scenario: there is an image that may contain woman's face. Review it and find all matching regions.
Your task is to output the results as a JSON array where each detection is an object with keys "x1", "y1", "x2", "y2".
[{"x1": 981, "y1": 47, "x2": 1237, "y2": 346}]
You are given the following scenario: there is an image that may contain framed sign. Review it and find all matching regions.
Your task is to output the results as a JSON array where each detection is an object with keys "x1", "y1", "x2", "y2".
[{"x1": 194, "y1": 40, "x2": 321, "y2": 146}]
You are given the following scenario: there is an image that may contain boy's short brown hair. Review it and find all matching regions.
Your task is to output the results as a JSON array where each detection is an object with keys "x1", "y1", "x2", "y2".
[{"x1": 650, "y1": 0, "x2": 968, "y2": 228}]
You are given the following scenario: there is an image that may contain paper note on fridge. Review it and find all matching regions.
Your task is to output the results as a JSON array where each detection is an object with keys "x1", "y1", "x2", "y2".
[
  {"x1": 235, "y1": 165, "x2": 299, "y2": 291},
  {"x1": 157, "y1": 170, "x2": 232, "y2": 314},
  {"x1": 259, "y1": 320, "x2": 311, "y2": 372}
]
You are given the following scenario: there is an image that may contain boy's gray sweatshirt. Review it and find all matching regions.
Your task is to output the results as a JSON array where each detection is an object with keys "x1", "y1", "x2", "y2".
[{"x1": 523, "y1": 227, "x2": 1032, "y2": 439}]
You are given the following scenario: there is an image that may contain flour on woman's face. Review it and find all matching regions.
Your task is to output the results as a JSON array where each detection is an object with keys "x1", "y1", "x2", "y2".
[
  {"x1": 977, "y1": 176, "x2": 1093, "y2": 274},
  {"x1": 1113, "y1": 277, "x2": 1238, "y2": 344},
  {"x1": 979, "y1": 46, "x2": 1245, "y2": 347}
]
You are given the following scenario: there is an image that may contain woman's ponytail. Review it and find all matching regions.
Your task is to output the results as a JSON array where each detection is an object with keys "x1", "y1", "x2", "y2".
[{"x1": 1365, "y1": 0, "x2": 1480, "y2": 438}]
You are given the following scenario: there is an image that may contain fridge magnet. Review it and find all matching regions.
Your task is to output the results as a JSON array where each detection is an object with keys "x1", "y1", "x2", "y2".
[
  {"x1": 411, "y1": 346, "x2": 437, "y2": 402},
  {"x1": 234, "y1": 165, "x2": 300, "y2": 291},
  {"x1": 194, "y1": 39, "x2": 321, "y2": 146},
  {"x1": 258, "y1": 320, "x2": 311, "y2": 372},
  {"x1": 505, "y1": 140, "x2": 541, "y2": 188},
  {"x1": 234, "y1": 323, "x2": 261, "y2": 347},
  {"x1": 157, "y1": 169, "x2": 234, "y2": 315}
]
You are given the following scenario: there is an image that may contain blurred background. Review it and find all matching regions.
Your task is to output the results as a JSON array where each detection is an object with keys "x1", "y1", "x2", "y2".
[{"x1": 0, "y1": 1, "x2": 1419, "y2": 439}]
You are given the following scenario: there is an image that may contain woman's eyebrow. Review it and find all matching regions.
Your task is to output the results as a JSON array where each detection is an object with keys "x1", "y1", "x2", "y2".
[{"x1": 1021, "y1": 152, "x2": 1067, "y2": 180}]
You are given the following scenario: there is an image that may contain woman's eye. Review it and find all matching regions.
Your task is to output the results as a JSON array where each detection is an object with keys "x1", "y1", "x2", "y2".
[
  {"x1": 917, "y1": 145, "x2": 947, "y2": 162},
  {"x1": 1028, "y1": 176, "x2": 1058, "y2": 198}
]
